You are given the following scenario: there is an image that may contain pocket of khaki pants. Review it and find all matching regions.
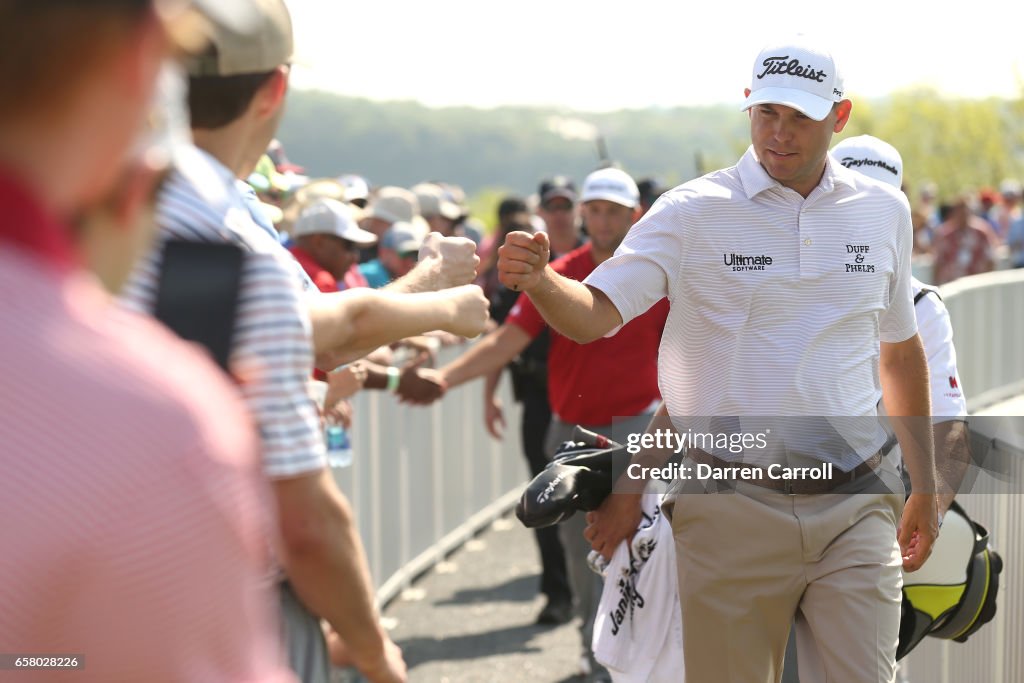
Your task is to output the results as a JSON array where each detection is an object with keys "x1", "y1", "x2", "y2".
[{"x1": 661, "y1": 492, "x2": 677, "y2": 523}]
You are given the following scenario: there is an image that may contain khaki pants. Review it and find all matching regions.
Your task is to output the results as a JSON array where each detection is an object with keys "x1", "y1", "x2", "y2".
[{"x1": 666, "y1": 458, "x2": 905, "y2": 683}]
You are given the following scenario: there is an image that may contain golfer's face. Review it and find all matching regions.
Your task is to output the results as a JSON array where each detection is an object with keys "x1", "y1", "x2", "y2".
[{"x1": 749, "y1": 102, "x2": 838, "y2": 197}]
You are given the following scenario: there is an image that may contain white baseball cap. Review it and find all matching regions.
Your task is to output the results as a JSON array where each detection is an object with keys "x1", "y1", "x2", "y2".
[
  {"x1": 1000, "y1": 178, "x2": 1022, "y2": 198},
  {"x1": 338, "y1": 174, "x2": 370, "y2": 203},
  {"x1": 742, "y1": 35, "x2": 845, "y2": 121},
  {"x1": 382, "y1": 217, "x2": 430, "y2": 255},
  {"x1": 831, "y1": 135, "x2": 903, "y2": 189},
  {"x1": 366, "y1": 186, "x2": 419, "y2": 224},
  {"x1": 411, "y1": 183, "x2": 462, "y2": 221},
  {"x1": 581, "y1": 167, "x2": 640, "y2": 208},
  {"x1": 293, "y1": 198, "x2": 378, "y2": 245}
]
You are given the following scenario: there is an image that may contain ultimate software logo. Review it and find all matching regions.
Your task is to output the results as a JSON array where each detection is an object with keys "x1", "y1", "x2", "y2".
[{"x1": 723, "y1": 252, "x2": 774, "y2": 271}]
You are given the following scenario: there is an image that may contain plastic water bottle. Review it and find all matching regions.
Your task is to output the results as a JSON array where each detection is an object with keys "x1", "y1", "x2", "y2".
[
  {"x1": 309, "y1": 379, "x2": 353, "y2": 469},
  {"x1": 325, "y1": 423, "x2": 353, "y2": 468}
]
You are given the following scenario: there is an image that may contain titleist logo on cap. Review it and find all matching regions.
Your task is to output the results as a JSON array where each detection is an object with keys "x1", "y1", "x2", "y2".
[{"x1": 756, "y1": 56, "x2": 827, "y2": 83}]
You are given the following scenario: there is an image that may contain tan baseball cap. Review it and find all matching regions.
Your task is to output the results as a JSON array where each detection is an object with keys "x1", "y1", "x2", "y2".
[
  {"x1": 282, "y1": 178, "x2": 356, "y2": 226},
  {"x1": 184, "y1": 0, "x2": 293, "y2": 77}
]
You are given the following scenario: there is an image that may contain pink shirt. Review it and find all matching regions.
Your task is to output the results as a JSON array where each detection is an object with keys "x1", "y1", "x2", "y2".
[
  {"x1": 932, "y1": 217, "x2": 998, "y2": 285},
  {"x1": 0, "y1": 172, "x2": 295, "y2": 682}
]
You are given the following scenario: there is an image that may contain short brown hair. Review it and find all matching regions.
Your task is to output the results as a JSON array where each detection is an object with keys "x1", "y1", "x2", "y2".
[
  {"x1": 187, "y1": 64, "x2": 278, "y2": 130},
  {"x1": 0, "y1": 2, "x2": 151, "y2": 123}
]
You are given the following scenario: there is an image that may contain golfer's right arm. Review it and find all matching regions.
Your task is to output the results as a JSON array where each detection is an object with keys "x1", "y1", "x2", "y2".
[{"x1": 496, "y1": 231, "x2": 622, "y2": 344}]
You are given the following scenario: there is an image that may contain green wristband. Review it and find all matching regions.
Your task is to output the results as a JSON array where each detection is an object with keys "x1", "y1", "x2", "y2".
[{"x1": 386, "y1": 366, "x2": 401, "y2": 392}]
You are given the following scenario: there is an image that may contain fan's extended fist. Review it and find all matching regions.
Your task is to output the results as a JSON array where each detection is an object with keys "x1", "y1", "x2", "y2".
[
  {"x1": 418, "y1": 232, "x2": 480, "y2": 289},
  {"x1": 446, "y1": 284, "x2": 489, "y2": 339}
]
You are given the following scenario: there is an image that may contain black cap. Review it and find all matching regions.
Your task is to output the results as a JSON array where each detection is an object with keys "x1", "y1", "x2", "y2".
[
  {"x1": 538, "y1": 176, "x2": 577, "y2": 206},
  {"x1": 637, "y1": 177, "x2": 666, "y2": 206},
  {"x1": 498, "y1": 196, "x2": 529, "y2": 221}
]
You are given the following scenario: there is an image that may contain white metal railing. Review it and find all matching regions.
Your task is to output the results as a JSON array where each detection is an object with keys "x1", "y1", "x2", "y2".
[
  {"x1": 941, "y1": 268, "x2": 1024, "y2": 413},
  {"x1": 330, "y1": 344, "x2": 526, "y2": 607},
  {"x1": 904, "y1": 268, "x2": 1024, "y2": 682}
]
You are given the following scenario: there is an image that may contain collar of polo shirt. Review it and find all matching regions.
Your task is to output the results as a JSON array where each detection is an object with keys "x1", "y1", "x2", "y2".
[{"x1": 740, "y1": 146, "x2": 858, "y2": 200}]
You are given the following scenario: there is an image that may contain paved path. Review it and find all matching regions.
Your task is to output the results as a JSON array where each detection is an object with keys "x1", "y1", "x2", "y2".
[
  {"x1": 375, "y1": 515, "x2": 587, "y2": 683},
  {"x1": 337, "y1": 395, "x2": 1024, "y2": 683}
]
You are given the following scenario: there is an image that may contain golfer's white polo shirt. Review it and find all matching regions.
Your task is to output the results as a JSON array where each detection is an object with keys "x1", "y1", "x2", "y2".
[{"x1": 585, "y1": 147, "x2": 917, "y2": 470}]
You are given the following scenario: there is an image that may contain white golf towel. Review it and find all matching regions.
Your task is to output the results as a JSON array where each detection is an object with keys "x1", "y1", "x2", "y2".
[{"x1": 591, "y1": 494, "x2": 684, "y2": 682}]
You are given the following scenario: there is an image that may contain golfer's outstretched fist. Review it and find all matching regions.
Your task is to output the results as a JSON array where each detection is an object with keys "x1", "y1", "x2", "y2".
[{"x1": 497, "y1": 230, "x2": 550, "y2": 292}]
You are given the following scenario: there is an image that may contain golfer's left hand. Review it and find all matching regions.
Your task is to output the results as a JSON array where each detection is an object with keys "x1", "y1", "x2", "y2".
[{"x1": 898, "y1": 492, "x2": 939, "y2": 572}]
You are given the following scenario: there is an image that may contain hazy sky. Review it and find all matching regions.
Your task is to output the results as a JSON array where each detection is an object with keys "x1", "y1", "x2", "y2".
[{"x1": 286, "y1": 0, "x2": 1022, "y2": 112}]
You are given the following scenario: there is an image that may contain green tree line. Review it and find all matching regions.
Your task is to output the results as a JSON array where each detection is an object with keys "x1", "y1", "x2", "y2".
[{"x1": 277, "y1": 87, "x2": 1024, "y2": 217}]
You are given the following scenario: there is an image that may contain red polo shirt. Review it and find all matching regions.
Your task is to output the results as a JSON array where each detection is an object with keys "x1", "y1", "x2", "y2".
[
  {"x1": 288, "y1": 245, "x2": 339, "y2": 292},
  {"x1": 287, "y1": 245, "x2": 368, "y2": 293},
  {"x1": 506, "y1": 243, "x2": 668, "y2": 425},
  {"x1": 0, "y1": 170, "x2": 77, "y2": 270}
]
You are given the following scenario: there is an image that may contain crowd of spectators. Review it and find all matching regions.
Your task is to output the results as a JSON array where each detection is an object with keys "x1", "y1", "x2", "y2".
[
  {"x1": 907, "y1": 178, "x2": 1024, "y2": 283},
  {"x1": 243, "y1": 147, "x2": 675, "y2": 680}
]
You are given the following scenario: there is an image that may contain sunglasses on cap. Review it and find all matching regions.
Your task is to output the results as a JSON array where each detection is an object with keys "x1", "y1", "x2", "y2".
[{"x1": 542, "y1": 199, "x2": 574, "y2": 212}]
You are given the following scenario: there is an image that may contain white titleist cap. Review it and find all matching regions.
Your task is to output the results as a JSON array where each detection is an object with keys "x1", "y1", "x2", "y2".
[
  {"x1": 581, "y1": 167, "x2": 639, "y2": 208},
  {"x1": 742, "y1": 34, "x2": 844, "y2": 121},
  {"x1": 831, "y1": 135, "x2": 903, "y2": 189}
]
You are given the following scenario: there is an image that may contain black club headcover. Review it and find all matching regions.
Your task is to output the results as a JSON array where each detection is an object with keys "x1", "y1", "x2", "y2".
[{"x1": 515, "y1": 427, "x2": 624, "y2": 528}]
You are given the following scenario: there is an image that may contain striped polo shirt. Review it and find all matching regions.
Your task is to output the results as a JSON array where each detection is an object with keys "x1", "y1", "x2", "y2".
[
  {"x1": 120, "y1": 144, "x2": 326, "y2": 479},
  {"x1": 586, "y1": 147, "x2": 917, "y2": 469}
]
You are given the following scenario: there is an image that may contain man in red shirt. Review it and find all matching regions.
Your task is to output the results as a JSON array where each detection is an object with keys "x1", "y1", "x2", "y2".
[
  {"x1": 436, "y1": 167, "x2": 668, "y2": 681},
  {"x1": 288, "y1": 197, "x2": 378, "y2": 291}
]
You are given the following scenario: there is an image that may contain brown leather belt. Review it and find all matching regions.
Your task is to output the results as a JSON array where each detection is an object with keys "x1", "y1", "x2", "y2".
[{"x1": 687, "y1": 449, "x2": 882, "y2": 495}]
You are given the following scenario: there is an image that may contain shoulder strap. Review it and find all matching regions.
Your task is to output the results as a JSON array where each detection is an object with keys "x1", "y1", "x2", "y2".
[
  {"x1": 914, "y1": 287, "x2": 942, "y2": 305},
  {"x1": 153, "y1": 239, "x2": 244, "y2": 373}
]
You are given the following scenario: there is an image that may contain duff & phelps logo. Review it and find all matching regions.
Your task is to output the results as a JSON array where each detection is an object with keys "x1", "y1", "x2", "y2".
[{"x1": 845, "y1": 244, "x2": 874, "y2": 273}]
